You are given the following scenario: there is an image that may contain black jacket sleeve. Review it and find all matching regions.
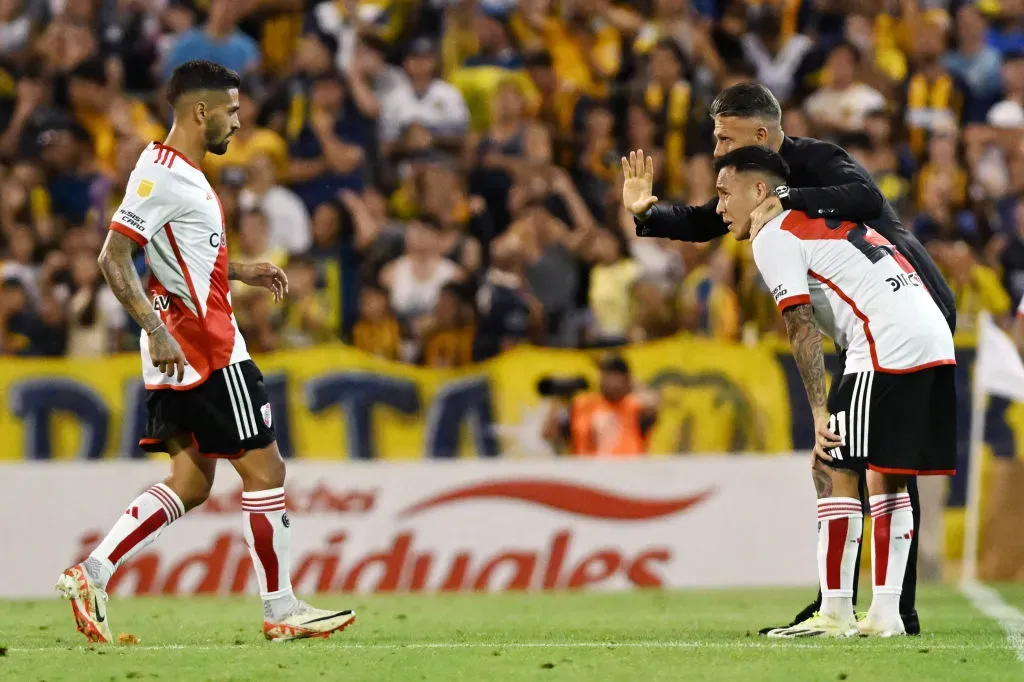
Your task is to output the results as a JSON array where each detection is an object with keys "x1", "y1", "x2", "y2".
[
  {"x1": 781, "y1": 147, "x2": 885, "y2": 222},
  {"x1": 633, "y1": 198, "x2": 727, "y2": 243}
]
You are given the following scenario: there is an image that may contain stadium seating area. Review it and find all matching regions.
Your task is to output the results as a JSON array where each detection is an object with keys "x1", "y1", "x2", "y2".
[{"x1": 0, "y1": 0, "x2": 1022, "y2": 364}]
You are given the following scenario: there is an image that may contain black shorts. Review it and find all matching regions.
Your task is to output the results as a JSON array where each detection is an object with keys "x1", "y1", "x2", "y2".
[
  {"x1": 824, "y1": 364, "x2": 957, "y2": 476},
  {"x1": 140, "y1": 360, "x2": 276, "y2": 458}
]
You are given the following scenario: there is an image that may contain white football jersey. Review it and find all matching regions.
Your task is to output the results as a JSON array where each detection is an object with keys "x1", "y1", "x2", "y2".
[
  {"x1": 753, "y1": 210, "x2": 955, "y2": 374},
  {"x1": 110, "y1": 142, "x2": 250, "y2": 389}
]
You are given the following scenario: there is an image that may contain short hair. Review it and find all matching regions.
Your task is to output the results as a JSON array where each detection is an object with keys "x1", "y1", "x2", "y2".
[
  {"x1": 709, "y1": 82, "x2": 782, "y2": 122},
  {"x1": 165, "y1": 60, "x2": 241, "y2": 106},
  {"x1": 714, "y1": 146, "x2": 791, "y2": 185}
]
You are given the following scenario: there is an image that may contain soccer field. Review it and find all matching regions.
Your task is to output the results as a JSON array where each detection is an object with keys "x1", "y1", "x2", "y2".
[{"x1": 1, "y1": 586, "x2": 1022, "y2": 682}]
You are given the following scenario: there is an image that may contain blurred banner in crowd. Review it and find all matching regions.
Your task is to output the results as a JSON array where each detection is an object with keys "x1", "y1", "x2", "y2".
[
  {"x1": 0, "y1": 335, "x2": 793, "y2": 461},
  {"x1": 0, "y1": 458, "x2": 816, "y2": 599},
  {"x1": 1, "y1": 338, "x2": 1022, "y2": 518}
]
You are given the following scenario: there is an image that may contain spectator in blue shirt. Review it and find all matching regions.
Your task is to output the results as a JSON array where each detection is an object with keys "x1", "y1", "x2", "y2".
[
  {"x1": 944, "y1": 5, "x2": 1004, "y2": 122},
  {"x1": 163, "y1": 0, "x2": 260, "y2": 81},
  {"x1": 287, "y1": 71, "x2": 369, "y2": 212}
]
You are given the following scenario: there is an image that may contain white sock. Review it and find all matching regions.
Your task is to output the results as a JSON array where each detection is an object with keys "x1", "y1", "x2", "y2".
[
  {"x1": 241, "y1": 488, "x2": 298, "y2": 620},
  {"x1": 869, "y1": 492, "x2": 914, "y2": 620},
  {"x1": 86, "y1": 483, "x2": 185, "y2": 589},
  {"x1": 816, "y1": 497, "x2": 863, "y2": 621}
]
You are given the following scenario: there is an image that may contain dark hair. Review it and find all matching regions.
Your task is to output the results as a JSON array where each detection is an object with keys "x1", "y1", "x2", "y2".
[
  {"x1": 709, "y1": 82, "x2": 781, "y2": 122},
  {"x1": 166, "y1": 60, "x2": 241, "y2": 106},
  {"x1": 713, "y1": 146, "x2": 791, "y2": 184},
  {"x1": 652, "y1": 38, "x2": 687, "y2": 71},
  {"x1": 836, "y1": 132, "x2": 872, "y2": 153},
  {"x1": 523, "y1": 51, "x2": 554, "y2": 69}
]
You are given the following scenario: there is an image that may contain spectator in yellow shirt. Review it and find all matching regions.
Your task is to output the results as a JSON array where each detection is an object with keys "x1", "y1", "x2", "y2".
[{"x1": 942, "y1": 240, "x2": 1011, "y2": 335}]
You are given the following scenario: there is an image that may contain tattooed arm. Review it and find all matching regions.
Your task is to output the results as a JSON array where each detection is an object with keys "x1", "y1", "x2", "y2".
[
  {"x1": 782, "y1": 302, "x2": 843, "y2": 468},
  {"x1": 782, "y1": 304, "x2": 828, "y2": 414},
  {"x1": 97, "y1": 231, "x2": 162, "y2": 333},
  {"x1": 98, "y1": 231, "x2": 187, "y2": 380}
]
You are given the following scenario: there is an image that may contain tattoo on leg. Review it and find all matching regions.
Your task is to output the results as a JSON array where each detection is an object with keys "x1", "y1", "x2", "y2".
[{"x1": 812, "y1": 462, "x2": 833, "y2": 498}]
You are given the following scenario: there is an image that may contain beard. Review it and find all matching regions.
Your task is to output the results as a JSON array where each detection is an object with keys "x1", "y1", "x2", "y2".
[{"x1": 206, "y1": 130, "x2": 233, "y2": 155}]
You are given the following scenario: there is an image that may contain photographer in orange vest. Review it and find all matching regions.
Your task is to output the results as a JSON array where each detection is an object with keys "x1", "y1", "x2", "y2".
[{"x1": 541, "y1": 355, "x2": 660, "y2": 456}]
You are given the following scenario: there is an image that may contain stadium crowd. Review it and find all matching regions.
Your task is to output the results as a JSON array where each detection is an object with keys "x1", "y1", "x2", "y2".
[{"x1": 0, "y1": 0, "x2": 1022, "y2": 365}]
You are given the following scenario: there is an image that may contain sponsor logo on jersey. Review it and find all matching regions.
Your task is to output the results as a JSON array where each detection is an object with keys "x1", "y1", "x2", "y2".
[
  {"x1": 885, "y1": 273, "x2": 919, "y2": 292},
  {"x1": 152, "y1": 294, "x2": 170, "y2": 311},
  {"x1": 261, "y1": 402, "x2": 273, "y2": 428},
  {"x1": 137, "y1": 179, "x2": 154, "y2": 198},
  {"x1": 771, "y1": 284, "x2": 788, "y2": 301},
  {"x1": 118, "y1": 210, "x2": 146, "y2": 232}
]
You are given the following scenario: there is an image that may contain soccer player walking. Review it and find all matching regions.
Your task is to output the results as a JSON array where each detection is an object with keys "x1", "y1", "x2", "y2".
[
  {"x1": 55, "y1": 60, "x2": 356, "y2": 643},
  {"x1": 709, "y1": 146, "x2": 957, "y2": 636}
]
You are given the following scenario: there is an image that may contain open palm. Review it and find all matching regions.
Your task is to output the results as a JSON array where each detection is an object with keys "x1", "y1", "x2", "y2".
[{"x1": 621, "y1": 149, "x2": 659, "y2": 216}]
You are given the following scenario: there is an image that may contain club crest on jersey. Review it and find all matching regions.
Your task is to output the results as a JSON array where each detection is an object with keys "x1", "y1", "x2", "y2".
[
  {"x1": 152, "y1": 294, "x2": 170, "y2": 311},
  {"x1": 137, "y1": 179, "x2": 154, "y2": 198},
  {"x1": 261, "y1": 403, "x2": 272, "y2": 428}
]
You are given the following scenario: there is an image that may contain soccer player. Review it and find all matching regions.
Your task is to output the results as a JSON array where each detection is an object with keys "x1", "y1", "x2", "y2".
[
  {"x1": 55, "y1": 60, "x2": 356, "y2": 643},
  {"x1": 621, "y1": 83, "x2": 956, "y2": 635},
  {"x1": 712, "y1": 146, "x2": 957, "y2": 636}
]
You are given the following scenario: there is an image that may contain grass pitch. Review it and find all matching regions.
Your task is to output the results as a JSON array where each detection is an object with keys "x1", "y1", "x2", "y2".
[{"x1": 1, "y1": 585, "x2": 1021, "y2": 682}]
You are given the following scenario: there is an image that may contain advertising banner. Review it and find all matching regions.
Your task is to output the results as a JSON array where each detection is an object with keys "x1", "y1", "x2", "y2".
[{"x1": 0, "y1": 457, "x2": 817, "y2": 598}]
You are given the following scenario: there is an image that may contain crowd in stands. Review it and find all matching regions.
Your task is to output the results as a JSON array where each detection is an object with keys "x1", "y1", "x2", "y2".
[{"x1": 0, "y1": 0, "x2": 1022, "y2": 364}]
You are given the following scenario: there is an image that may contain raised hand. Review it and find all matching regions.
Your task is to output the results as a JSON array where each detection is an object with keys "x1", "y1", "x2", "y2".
[{"x1": 621, "y1": 149, "x2": 659, "y2": 216}]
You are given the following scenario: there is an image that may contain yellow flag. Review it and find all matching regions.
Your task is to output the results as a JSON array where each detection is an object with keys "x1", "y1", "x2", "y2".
[{"x1": 137, "y1": 179, "x2": 154, "y2": 198}]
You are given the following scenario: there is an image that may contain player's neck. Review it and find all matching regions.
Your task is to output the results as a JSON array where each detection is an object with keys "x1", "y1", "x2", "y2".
[{"x1": 162, "y1": 125, "x2": 205, "y2": 167}]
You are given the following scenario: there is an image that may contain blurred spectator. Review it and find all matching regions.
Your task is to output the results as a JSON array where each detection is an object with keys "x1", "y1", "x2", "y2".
[
  {"x1": 944, "y1": 4, "x2": 1004, "y2": 122},
  {"x1": 803, "y1": 42, "x2": 886, "y2": 137},
  {"x1": 379, "y1": 37, "x2": 470, "y2": 155},
  {"x1": 475, "y1": 234, "x2": 541, "y2": 359},
  {"x1": 379, "y1": 216, "x2": 462, "y2": 331},
  {"x1": 740, "y1": 7, "x2": 813, "y2": 103},
  {"x1": 163, "y1": 0, "x2": 261, "y2": 81},
  {"x1": 64, "y1": 250, "x2": 124, "y2": 357},
  {"x1": 288, "y1": 71, "x2": 369, "y2": 211},
  {"x1": 679, "y1": 248, "x2": 740, "y2": 341},
  {"x1": 281, "y1": 254, "x2": 337, "y2": 348},
  {"x1": 352, "y1": 279, "x2": 400, "y2": 359},
  {"x1": 0, "y1": 278, "x2": 62, "y2": 356},
  {"x1": 239, "y1": 152, "x2": 312, "y2": 255},
  {"x1": 902, "y1": 13, "x2": 963, "y2": 159},
  {"x1": 629, "y1": 277, "x2": 679, "y2": 343},
  {"x1": 416, "y1": 282, "x2": 476, "y2": 367},
  {"x1": 639, "y1": 39, "x2": 694, "y2": 200},
  {"x1": 584, "y1": 228, "x2": 639, "y2": 347},
  {"x1": 942, "y1": 240, "x2": 1010, "y2": 334}
]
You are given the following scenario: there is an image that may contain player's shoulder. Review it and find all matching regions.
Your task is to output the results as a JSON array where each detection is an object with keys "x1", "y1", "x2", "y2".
[
  {"x1": 128, "y1": 143, "x2": 205, "y2": 193},
  {"x1": 755, "y1": 210, "x2": 800, "y2": 245}
]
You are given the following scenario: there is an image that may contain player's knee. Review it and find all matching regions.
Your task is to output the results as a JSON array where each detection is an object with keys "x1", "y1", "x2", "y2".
[
  {"x1": 165, "y1": 475, "x2": 213, "y2": 511},
  {"x1": 238, "y1": 449, "x2": 286, "y2": 491}
]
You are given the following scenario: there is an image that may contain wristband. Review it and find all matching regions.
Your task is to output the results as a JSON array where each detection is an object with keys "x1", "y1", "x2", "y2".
[{"x1": 145, "y1": 321, "x2": 165, "y2": 335}]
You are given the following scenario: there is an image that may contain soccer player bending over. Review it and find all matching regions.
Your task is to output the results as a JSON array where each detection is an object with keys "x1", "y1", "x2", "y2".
[
  {"x1": 55, "y1": 60, "x2": 356, "y2": 643},
  {"x1": 714, "y1": 147, "x2": 957, "y2": 637}
]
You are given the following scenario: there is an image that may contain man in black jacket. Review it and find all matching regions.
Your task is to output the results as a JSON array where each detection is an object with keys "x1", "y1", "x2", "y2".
[{"x1": 622, "y1": 83, "x2": 956, "y2": 635}]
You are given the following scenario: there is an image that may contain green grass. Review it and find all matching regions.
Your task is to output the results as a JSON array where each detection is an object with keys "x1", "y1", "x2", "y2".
[{"x1": 0, "y1": 586, "x2": 1019, "y2": 682}]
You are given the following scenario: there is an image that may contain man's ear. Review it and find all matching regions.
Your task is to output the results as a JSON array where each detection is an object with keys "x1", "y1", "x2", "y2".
[
  {"x1": 755, "y1": 126, "x2": 770, "y2": 144},
  {"x1": 194, "y1": 100, "x2": 207, "y2": 124}
]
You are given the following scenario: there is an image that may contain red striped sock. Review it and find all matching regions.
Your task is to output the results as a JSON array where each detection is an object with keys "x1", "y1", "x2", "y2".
[
  {"x1": 869, "y1": 492, "x2": 913, "y2": 617},
  {"x1": 88, "y1": 483, "x2": 185, "y2": 587},
  {"x1": 816, "y1": 497, "x2": 863, "y2": 619},
  {"x1": 242, "y1": 488, "x2": 295, "y2": 612}
]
